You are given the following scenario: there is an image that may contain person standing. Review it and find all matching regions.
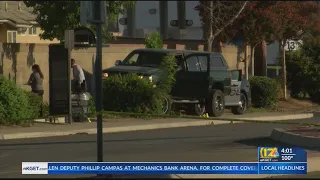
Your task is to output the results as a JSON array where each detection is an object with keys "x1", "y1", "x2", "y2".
[
  {"x1": 27, "y1": 64, "x2": 44, "y2": 117},
  {"x1": 71, "y1": 58, "x2": 86, "y2": 93}
]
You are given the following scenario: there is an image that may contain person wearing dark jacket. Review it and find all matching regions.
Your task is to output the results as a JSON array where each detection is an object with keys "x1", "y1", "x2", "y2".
[{"x1": 27, "y1": 64, "x2": 44, "y2": 117}]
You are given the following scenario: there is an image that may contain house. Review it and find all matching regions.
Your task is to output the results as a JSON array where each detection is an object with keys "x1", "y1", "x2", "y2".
[{"x1": 0, "y1": 1, "x2": 59, "y2": 43}]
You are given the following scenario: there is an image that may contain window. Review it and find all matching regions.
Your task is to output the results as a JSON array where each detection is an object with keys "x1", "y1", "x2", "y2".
[
  {"x1": 197, "y1": 55, "x2": 208, "y2": 71},
  {"x1": 127, "y1": 53, "x2": 139, "y2": 64},
  {"x1": 186, "y1": 56, "x2": 200, "y2": 72},
  {"x1": 210, "y1": 56, "x2": 224, "y2": 68},
  {"x1": 28, "y1": 26, "x2": 37, "y2": 35},
  {"x1": 231, "y1": 70, "x2": 241, "y2": 81},
  {"x1": 17, "y1": 28, "x2": 26, "y2": 35},
  {"x1": 17, "y1": 31, "x2": 25, "y2": 35},
  {"x1": 7, "y1": 31, "x2": 17, "y2": 43},
  {"x1": 122, "y1": 52, "x2": 166, "y2": 67}
]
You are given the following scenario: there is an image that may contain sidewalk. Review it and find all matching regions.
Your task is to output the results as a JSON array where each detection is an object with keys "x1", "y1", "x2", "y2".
[
  {"x1": 0, "y1": 112, "x2": 315, "y2": 140},
  {"x1": 271, "y1": 126, "x2": 320, "y2": 148}
]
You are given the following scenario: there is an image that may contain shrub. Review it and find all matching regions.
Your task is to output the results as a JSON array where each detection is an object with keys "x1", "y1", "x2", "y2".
[
  {"x1": 26, "y1": 91, "x2": 43, "y2": 119},
  {"x1": 88, "y1": 96, "x2": 96, "y2": 115},
  {"x1": 102, "y1": 74, "x2": 164, "y2": 114},
  {"x1": 157, "y1": 53, "x2": 178, "y2": 94},
  {"x1": 286, "y1": 43, "x2": 320, "y2": 102},
  {"x1": 249, "y1": 76, "x2": 281, "y2": 108},
  {"x1": 144, "y1": 32, "x2": 163, "y2": 49},
  {"x1": 102, "y1": 53, "x2": 178, "y2": 114},
  {"x1": 0, "y1": 76, "x2": 35, "y2": 125},
  {"x1": 42, "y1": 102, "x2": 49, "y2": 118}
]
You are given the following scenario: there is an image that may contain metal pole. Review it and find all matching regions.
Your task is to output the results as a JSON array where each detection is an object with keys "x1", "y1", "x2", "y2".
[
  {"x1": 94, "y1": 1, "x2": 103, "y2": 163},
  {"x1": 67, "y1": 48, "x2": 72, "y2": 124}
]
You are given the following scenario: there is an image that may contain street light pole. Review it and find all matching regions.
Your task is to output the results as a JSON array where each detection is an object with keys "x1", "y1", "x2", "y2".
[{"x1": 94, "y1": 0, "x2": 103, "y2": 163}]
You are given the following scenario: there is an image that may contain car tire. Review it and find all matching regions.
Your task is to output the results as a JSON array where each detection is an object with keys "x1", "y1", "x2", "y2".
[
  {"x1": 161, "y1": 96, "x2": 172, "y2": 115},
  {"x1": 206, "y1": 89, "x2": 225, "y2": 117},
  {"x1": 185, "y1": 103, "x2": 206, "y2": 116},
  {"x1": 231, "y1": 93, "x2": 247, "y2": 115}
]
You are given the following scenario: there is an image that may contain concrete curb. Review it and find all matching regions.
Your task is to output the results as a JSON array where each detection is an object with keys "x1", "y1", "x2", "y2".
[
  {"x1": 241, "y1": 113, "x2": 314, "y2": 121},
  {"x1": 0, "y1": 113, "x2": 314, "y2": 140},
  {"x1": 270, "y1": 128, "x2": 320, "y2": 148},
  {"x1": 1, "y1": 120, "x2": 225, "y2": 140}
]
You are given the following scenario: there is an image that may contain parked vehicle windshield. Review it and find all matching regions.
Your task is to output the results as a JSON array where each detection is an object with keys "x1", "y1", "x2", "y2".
[{"x1": 121, "y1": 51, "x2": 167, "y2": 67}]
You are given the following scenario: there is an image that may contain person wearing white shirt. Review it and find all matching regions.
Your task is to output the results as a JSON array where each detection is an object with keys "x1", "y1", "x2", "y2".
[{"x1": 71, "y1": 58, "x2": 86, "y2": 93}]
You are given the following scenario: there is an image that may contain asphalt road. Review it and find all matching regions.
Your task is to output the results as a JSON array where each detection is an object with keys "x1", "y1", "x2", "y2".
[{"x1": 1, "y1": 118, "x2": 320, "y2": 178}]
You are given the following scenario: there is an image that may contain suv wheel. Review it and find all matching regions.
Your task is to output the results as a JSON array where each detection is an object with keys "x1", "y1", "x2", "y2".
[
  {"x1": 206, "y1": 89, "x2": 225, "y2": 117},
  {"x1": 231, "y1": 93, "x2": 247, "y2": 115},
  {"x1": 194, "y1": 104, "x2": 206, "y2": 116},
  {"x1": 161, "y1": 96, "x2": 172, "y2": 114},
  {"x1": 185, "y1": 103, "x2": 206, "y2": 116}
]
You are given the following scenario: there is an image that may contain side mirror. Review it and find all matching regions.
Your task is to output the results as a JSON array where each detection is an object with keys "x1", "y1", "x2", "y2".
[{"x1": 115, "y1": 60, "x2": 122, "y2": 66}]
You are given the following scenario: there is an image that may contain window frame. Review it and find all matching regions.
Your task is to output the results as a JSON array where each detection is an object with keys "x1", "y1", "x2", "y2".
[
  {"x1": 7, "y1": 31, "x2": 17, "y2": 43},
  {"x1": 28, "y1": 26, "x2": 37, "y2": 35},
  {"x1": 196, "y1": 55, "x2": 209, "y2": 72},
  {"x1": 17, "y1": 29, "x2": 26, "y2": 36},
  {"x1": 185, "y1": 55, "x2": 201, "y2": 72},
  {"x1": 185, "y1": 54, "x2": 210, "y2": 72}
]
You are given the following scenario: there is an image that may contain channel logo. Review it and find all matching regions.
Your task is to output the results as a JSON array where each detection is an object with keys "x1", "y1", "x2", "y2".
[
  {"x1": 259, "y1": 147, "x2": 280, "y2": 161},
  {"x1": 22, "y1": 162, "x2": 48, "y2": 174}
]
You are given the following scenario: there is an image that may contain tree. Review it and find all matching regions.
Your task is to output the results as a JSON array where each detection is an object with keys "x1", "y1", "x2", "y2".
[
  {"x1": 195, "y1": 1, "x2": 248, "y2": 52},
  {"x1": 219, "y1": 1, "x2": 275, "y2": 78},
  {"x1": 24, "y1": 1, "x2": 135, "y2": 42},
  {"x1": 261, "y1": 1, "x2": 320, "y2": 100}
]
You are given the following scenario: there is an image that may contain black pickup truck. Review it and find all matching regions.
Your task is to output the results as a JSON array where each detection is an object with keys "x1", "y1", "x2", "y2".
[{"x1": 102, "y1": 48, "x2": 245, "y2": 117}]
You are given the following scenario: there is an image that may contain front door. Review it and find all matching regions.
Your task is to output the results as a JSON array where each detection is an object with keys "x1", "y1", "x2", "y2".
[{"x1": 224, "y1": 70, "x2": 242, "y2": 106}]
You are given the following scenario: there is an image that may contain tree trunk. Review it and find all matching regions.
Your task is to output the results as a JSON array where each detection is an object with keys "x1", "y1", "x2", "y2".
[
  {"x1": 261, "y1": 41, "x2": 267, "y2": 76},
  {"x1": 281, "y1": 42, "x2": 287, "y2": 100},
  {"x1": 244, "y1": 43, "x2": 249, "y2": 80},
  {"x1": 206, "y1": 1, "x2": 214, "y2": 52},
  {"x1": 250, "y1": 45, "x2": 255, "y2": 76}
]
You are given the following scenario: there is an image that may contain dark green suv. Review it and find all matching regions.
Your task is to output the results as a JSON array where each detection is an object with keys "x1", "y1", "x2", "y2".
[{"x1": 102, "y1": 48, "x2": 233, "y2": 117}]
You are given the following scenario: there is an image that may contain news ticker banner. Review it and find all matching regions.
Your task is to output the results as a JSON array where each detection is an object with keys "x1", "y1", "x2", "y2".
[
  {"x1": 22, "y1": 162, "x2": 307, "y2": 175},
  {"x1": 22, "y1": 147, "x2": 307, "y2": 175}
]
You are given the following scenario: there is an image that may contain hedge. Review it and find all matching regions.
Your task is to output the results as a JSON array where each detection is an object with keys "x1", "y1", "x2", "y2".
[
  {"x1": 0, "y1": 76, "x2": 43, "y2": 125},
  {"x1": 249, "y1": 76, "x2": 281, "y2": 108},
  {"x1": 102, "y1": 53, "x2": 177, "y2": 114},
  {"x1": 102, "y1": 74, "x2": 164, "y2": 114}
]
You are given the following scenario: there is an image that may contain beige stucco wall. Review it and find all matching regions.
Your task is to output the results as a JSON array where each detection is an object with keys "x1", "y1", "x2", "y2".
[
  {"x1": 0, "y1": 42, "x2": 251, "y2": 103},
  {"x1": 0, "y1": 25, "x2": 59, "y2": 43},
  {"x1": 0, "y1": 24, "x2": 9, "y2": 43},
  {"x1": 16, "y1": 27, "x2": 60, "y2": 44}
]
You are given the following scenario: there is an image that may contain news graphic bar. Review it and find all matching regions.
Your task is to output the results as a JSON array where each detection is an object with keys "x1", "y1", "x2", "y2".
[{"x1": 22, "y1": 162, "x2": 307, "y2": 175}]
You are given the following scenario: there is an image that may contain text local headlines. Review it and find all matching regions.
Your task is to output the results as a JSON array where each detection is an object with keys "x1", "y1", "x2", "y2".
[{"x1": 21, "y1": 147, "x2": 307, "y2": 175}]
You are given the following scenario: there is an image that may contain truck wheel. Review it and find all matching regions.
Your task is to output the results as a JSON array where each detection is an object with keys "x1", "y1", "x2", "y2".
[
  {"x1": 161, "y1": 96, "x2": 172, "y2": 115},
  {"x1": 206, "y1": 89, "x2": 225, "y2": 117},
  {"x1": 231, "y1": 93, "x2": 247, "y2": 115}
]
